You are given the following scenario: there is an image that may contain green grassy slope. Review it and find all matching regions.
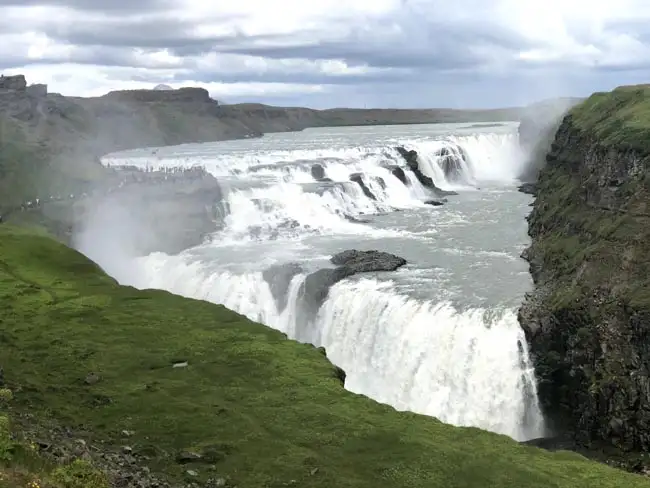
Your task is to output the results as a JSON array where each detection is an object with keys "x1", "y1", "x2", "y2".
[
  {"x1": 569, "y1": 85, "x2": 650, "y2": 153},
  {"x1": 0, "y1": 225, "x2": 647, "y2": 487}
]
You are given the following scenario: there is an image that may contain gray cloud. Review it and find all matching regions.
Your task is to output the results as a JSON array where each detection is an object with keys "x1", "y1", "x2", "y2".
[
  {"x1": 0, "y1": 0, "x2": 170, "y2": 11},
  {"x1": 2, "y1": 0, "x2": 650, "y2": 108}
]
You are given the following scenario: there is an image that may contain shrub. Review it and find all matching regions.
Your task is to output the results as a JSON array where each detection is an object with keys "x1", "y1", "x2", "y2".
[{"x1": 50, "y1": 459, "x2": 109, "y2": 488}]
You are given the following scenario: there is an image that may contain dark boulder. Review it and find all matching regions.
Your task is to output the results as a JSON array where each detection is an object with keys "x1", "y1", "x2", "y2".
[
  {"x1": 300, "y1": 266, "x2": 355, "y2": 316},
  {"x1": 263, "y1": 262, "x2": 304, "y2": 312},
  {"x1": 349, "y1": 173, "x2": 376, "y2": 200},
  {"x1": 299, "y1": 250, "x2": 407, "y2": 317},
  {"x1": 395, "y1": 146, "x2": 419, "y2": 167},
  {"x1": 330, "y1": 249, "x2": 407, "y2": 272},
  {"x1": 425, "y1": 199, "x2": 445, "y2": 206},
  {"x1": 386, "y1": 165, "x2": 408, "y2": 185},
  {"x1": 311, "y1": 164, "x2": 332, "y2": 182},
  {"x1": 518, "y1": 182, "x2": 537, "y2": 195}
]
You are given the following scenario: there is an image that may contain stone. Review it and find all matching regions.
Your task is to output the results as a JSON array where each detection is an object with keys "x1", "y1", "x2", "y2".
[
  {"x1": 349, "y1": 173, "x2": 376, "y2": 200},
  {"x1": 84, "y1": 372, "x2": 101, "y2": 385},
  {"x1": 262, "y1": 262, "x2": 304, "y2": 312},
  {"x1": 298, "y1": 250, "x2": 407, "y2": 320},
  {"x1": 517, "y1": 182, "x2": 537, "y2": 195},
  {"x1": 311, "y1": 164, "x2": 327, "y2": 181},
  {"x1": 386, "y1": 165, "x2": 408, "y2": 185}
]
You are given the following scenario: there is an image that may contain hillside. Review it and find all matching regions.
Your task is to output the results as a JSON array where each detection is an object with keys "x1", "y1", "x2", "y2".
[
  {"x1": 1, "y1": 224, "x2": 648, "y2": 487},
  {"x1": 519, "y1": 85, "x2": 650, "y2": 470}
]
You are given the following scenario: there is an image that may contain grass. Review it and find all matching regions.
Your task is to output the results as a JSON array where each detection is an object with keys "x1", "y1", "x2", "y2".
[
  {"x1": 570, "y1": 84, "x2": 650, "y2": 154},
  {"x1": 0, "y1": 224, "x2": 647, "y2": 487}
]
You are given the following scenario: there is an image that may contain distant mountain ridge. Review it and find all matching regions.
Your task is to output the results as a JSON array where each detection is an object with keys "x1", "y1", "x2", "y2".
[{"x1": 0, "y1": 72, "x2": 527, "y2": 209}]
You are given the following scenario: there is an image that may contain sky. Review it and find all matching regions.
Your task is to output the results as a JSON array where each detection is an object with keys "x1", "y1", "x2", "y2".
[{"x1": 1, "y1": 0, "x2": 650, "y2": 109}]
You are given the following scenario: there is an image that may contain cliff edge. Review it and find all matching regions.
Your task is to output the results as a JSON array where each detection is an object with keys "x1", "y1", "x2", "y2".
[{"x1": 520, "y1": 85, "x2": 650, "y2": 467}]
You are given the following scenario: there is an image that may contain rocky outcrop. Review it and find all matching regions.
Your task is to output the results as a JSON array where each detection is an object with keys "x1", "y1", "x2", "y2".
[
  {"x1": 330, "y1": 249, "x2": 407, "y2": 270},
  {"x1": 263, "y1": 262, "x2": 304, "y2": 312},
  {"x1": 386, "y1": 165, "x2": 408, "y2": 185},
  {"x1": 310, "y1": 164, "x2": 332, "y2": 182},
  {"x1": 517, "y1": 182, "x2": 537, "y2": 195},
  {"x1": 394, "y1": 146, "x2": 458, "y2": 197},
  {"x1": 519, "y1": 86, "x2": 650, "y2": 467},
  {"x1": 102, "y1": 87, "x2": 213, "y2": 103},
  {"x1": 349, "y1": 173, "x2": 377, "y2": 200},
  {"x1": 299, "y1": 250, "x2": 406, "y2": 317},
  {"x1": 0, "y1": 75, "x2": 27, "y2": 91}
]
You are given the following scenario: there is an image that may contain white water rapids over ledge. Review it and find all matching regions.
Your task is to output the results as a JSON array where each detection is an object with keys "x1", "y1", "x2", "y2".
[{"x1": 86, "y1": 123, "x2": 546, "y2": 442}]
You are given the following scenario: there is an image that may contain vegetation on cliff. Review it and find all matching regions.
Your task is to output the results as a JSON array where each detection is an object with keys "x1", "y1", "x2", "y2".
[
  {"x1": 1, "y1": 225, "x2": 648, "y2": 487},
  {"x1": 520, "y1": 84, "x2": 650, "y2": 468},
  {"x1": 570, "y1": 85, "x2": 650, "y2": 153}
]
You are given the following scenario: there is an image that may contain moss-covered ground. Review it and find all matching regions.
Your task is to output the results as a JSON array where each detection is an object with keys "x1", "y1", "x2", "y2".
[
  {"x1": 569, "y1": 84, "x2": 650, "y2": 154},
  {"x1": 0, "y1": 225, "x2": 647, "y2": 487}
]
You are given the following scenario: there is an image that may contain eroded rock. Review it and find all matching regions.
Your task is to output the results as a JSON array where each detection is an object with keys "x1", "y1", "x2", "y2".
[
  {"x1": 330, "y1": 249, "x2": 407, "y2": 272},
  {"x1": 395, "y1": 146, "x2": 458, "y2": 197},
  {"x1": 299, "y1": 250, "x2": 407, "y2": 318},
  {"x1": 349, "y1": 173, "x2": 376, "y2": 200},
  {"x1": 518, "y1": 182, "x2": 537, "y2": 195},
  {"x1": 263, "y1": 262, "x2": 304, "y2": 312},
  {"x1": 311, "y1": 164, "x2": 332, "y2": 182},
  {"x1": 386, "y1": 165, "x2": 408, "y2": 185}
]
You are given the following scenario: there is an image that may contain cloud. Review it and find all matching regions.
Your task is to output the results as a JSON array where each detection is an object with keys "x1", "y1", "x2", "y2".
[{"x1": 1, "y1": 0, "x2": 650, "y2": 108}]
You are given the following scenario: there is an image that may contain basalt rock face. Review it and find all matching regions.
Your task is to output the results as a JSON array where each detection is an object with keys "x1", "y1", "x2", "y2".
[
  {"x1": 394, "y1": 146, "x2": 457, "y2": 197},
  {"x1": 519, "y1": 87, "x2": 650, "y2": 463},
  {"x1": 102, "y1": 87, "x2": 213, "y2": 103}
]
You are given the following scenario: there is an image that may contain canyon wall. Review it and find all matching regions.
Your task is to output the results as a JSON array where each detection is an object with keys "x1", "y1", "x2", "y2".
[{"x1": 520, "y1": 86, "x2": 650, "y2": 465}]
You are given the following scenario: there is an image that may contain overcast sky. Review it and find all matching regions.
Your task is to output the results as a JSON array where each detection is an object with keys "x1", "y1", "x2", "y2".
[{"x1": 1, "y1": 0, "x2": 649, "y2": 108}]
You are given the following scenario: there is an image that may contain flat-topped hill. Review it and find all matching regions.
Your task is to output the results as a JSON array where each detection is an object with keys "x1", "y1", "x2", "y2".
[
  {"x1": 101, "y1": 87, "x2": 214, "y2": 103},
  {"x1": 0, "y1": 224, "x2": 647, "y2": 487}
]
